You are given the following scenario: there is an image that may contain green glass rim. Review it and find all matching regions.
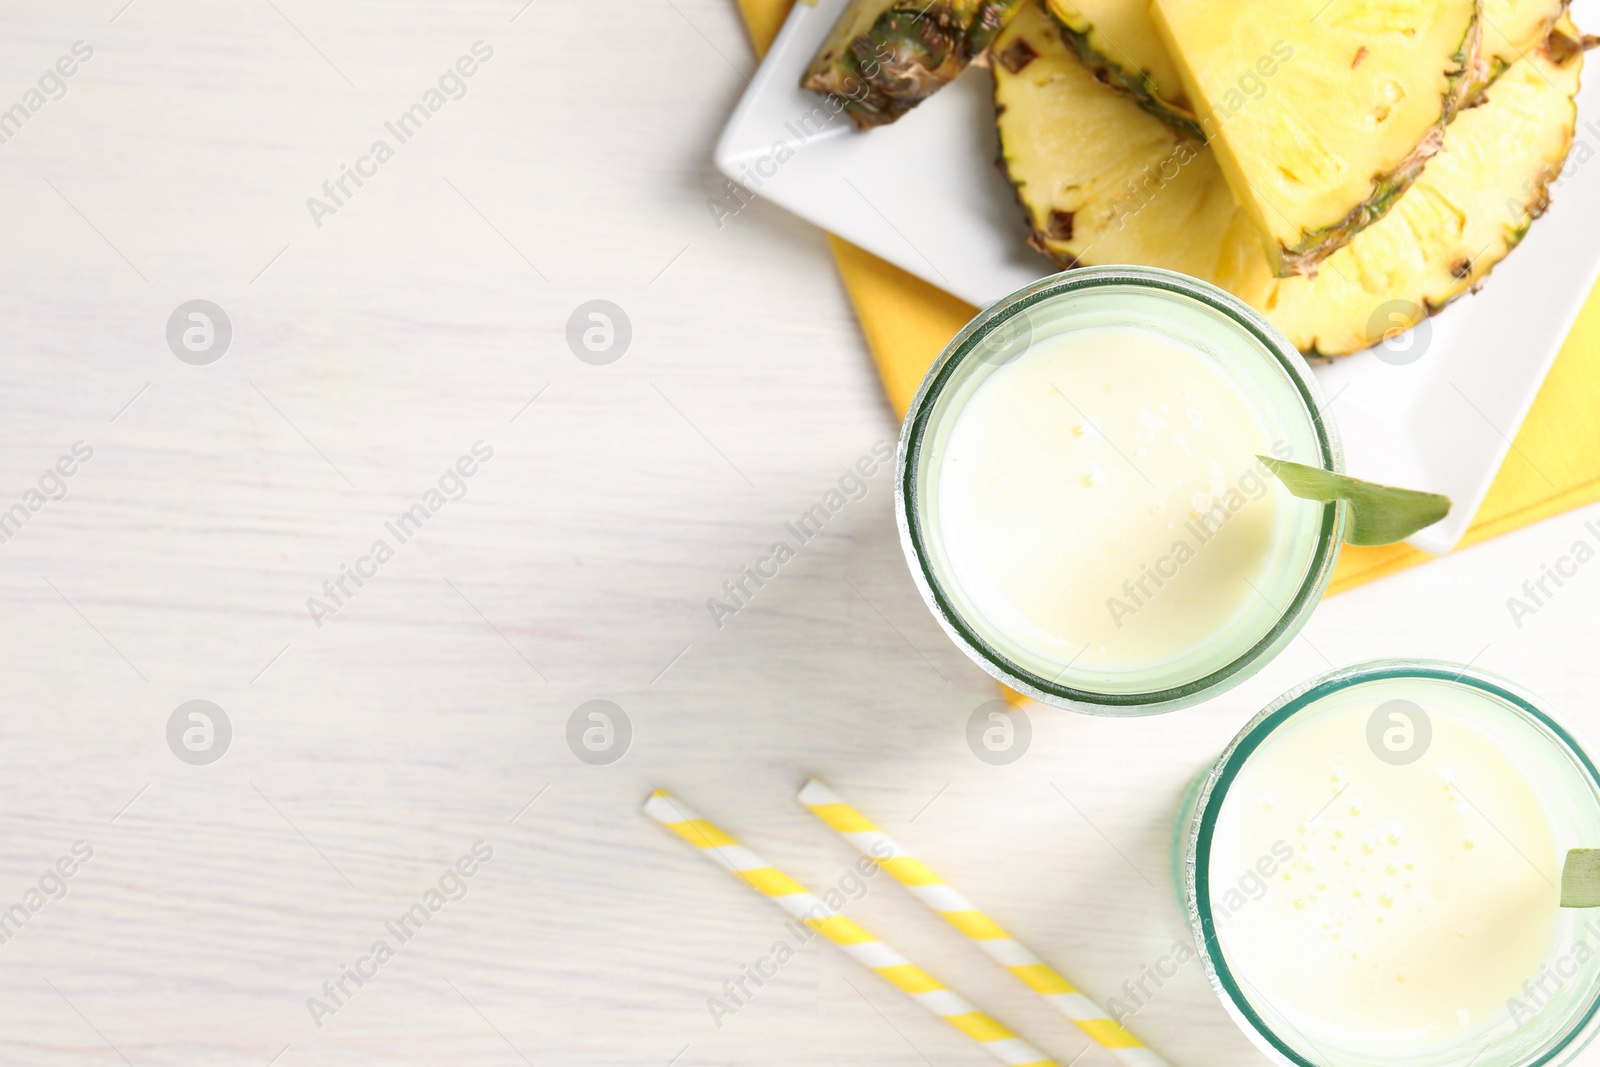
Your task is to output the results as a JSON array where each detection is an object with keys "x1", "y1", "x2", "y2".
[
  {"x1": 1185, "y1": 659, "x2": 1600, "y2": 1067},
  {"x1": 895, "y1": 266, "x2": 1343, "y2": 714}
]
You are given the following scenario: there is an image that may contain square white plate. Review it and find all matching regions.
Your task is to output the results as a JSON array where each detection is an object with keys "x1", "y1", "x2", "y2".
[{"x1": 716, "y1": 0, "x2": 1600, "y2": 553}]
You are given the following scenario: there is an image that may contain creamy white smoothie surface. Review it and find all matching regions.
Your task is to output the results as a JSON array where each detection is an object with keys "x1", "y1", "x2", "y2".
[
  {"x1": 1211, "y1": 681, "x2": 1561, "y2": 1055},
  {"x1": 934, "y1": 324, "x2": 1290, "y2": 674}
]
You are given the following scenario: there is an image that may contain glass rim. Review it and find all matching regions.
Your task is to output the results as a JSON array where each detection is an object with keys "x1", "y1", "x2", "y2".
[
  {"x1": 1182, "y1": 658, "x2": 1600, "y2": 1067},
  {"x1": 894, "y1": 265, "x2": 1345, "y2": 715}
]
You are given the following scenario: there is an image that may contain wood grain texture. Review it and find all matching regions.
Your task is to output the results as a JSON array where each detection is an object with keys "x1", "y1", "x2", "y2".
[{"x1": 0, "y1": 1, "x2": 1598, "y2": 1065}]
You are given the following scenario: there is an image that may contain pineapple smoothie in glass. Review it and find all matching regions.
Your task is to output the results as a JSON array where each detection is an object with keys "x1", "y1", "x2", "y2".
[
  {"x1": 897, "y1": 266, "x2": 1341, "y2": 714},
  {"x1": 1181, "y1": 662, "x2": 1600, "y2": 1067}
]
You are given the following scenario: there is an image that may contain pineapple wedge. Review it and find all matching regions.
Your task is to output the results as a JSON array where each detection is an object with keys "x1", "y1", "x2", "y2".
[
  {"x1": 1149, "y1": 0, "x2": 1482, "y2": 277},
  {"x1": 1044, "y1": 0, "x2": 1200, "y2": 137},
  {"x1": 994, "y1": 2, "x2": 1583, "y2": 354},
  {"x1": 994, "y1": 1, "x2": 1242, "y2": 278},
  {"x1": 802, "y1": 0, "x2": 1025, "y2": 127},
  {"x1": 1260, "y1": 20, "x2": 1585, "y2": 353}
]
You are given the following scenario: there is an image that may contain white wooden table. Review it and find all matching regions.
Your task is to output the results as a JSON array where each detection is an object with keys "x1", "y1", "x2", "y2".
[{"x1": 2, "y1": 1, "x2": 1598, "y2": 1064}]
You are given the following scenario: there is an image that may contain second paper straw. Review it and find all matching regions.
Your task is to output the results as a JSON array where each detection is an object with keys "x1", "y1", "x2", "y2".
[{"x1": 799, "y1": 778, "x2": 1170, "y2": 1067}]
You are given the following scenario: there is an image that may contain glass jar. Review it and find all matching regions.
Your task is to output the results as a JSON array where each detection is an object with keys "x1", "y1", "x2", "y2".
[
  {"x1": 896, "y1": 266, "x2": 1342, "y2": 714},
  {"x1": 1179, "y1": 660, "x2": 1600, "y2": 1067}
]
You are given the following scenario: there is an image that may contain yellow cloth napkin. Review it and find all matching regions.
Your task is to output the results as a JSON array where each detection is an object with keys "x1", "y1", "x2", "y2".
[{"x1": 735, "y1": 0, "x2": 1600, "y2": 593}]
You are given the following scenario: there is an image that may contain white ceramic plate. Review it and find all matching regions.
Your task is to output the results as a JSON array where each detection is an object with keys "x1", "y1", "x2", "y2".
[{"x1": 716, "y1": 0, "x2": 1600, "y2": 553}]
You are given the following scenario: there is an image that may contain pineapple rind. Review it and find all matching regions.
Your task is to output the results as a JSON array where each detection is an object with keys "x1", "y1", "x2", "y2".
[
  {"x1": 1044, "y1": 0, "x2": 1202, "y2": 139},
  {"x1": 970, "y1": 0, "x2": 1028, "y2": 52},
  {"x1": 802, "y1": 0, "x2": 1025, "y2": 127},
  {"x1": 802, "y1": 0, "x2": 968, "y2": 127}
]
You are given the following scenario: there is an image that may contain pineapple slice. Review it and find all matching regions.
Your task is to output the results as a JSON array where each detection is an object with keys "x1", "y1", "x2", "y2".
[
  {"x1": 803, "y1": 0, "x2": 1026, "y2": 127},
  {"x1": 994, "y1": 2, "x2": 1241, "y2": 277},
  {"x1": 1044, "y1": 0, "x2": 1561, "y2": 135},
  {"x1": 1043, "y1": 0, "x2": 1201, "y2": 137},
  {"x1": 994, "y1": 2, "x2": 1583, "y2": 354},
  {"x1": 1260, "y1": 19, "x2": 1585, "y2": 353},
  {"x1": 1149, "y1": 0, "x2": 1482, "y2": 277}
]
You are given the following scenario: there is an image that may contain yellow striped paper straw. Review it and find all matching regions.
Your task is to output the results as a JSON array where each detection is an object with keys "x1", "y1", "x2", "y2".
[
  {"x1": 799, "y1": 778, "x2": 1170, "y2": 1067},
  {"x1": 645, "y1": 789, "x2": 1059, "y2": 1067}
]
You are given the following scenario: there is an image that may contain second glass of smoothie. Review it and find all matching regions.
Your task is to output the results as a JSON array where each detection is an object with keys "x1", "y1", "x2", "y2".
[{"x1": 1180, "y1": 661, "x2": 1600, "y2": 1067}]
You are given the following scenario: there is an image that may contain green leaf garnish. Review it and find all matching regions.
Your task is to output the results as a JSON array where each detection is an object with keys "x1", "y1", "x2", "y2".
[
  {"x1": 1258, "y1": 457, "x2": 1451, "y2": 547},
  {"x1": 1562, "y1": 849, "x2": 1600, "y2": 907}
]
